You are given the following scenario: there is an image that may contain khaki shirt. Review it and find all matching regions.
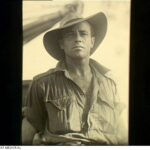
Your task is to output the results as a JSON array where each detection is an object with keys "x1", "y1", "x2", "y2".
[{"x1": 24, "y1": 59, "x2": 127, "y2": 145}]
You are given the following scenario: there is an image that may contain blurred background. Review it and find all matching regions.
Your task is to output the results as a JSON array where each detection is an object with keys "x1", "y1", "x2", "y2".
[{"x1": 23, "y1": 0, "x2": 130, "y2": 140}]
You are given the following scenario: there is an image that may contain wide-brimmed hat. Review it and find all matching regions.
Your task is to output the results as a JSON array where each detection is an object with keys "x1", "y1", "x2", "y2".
[{"x1": 43, "y1": 12, "x2": 107, "y2": 60}]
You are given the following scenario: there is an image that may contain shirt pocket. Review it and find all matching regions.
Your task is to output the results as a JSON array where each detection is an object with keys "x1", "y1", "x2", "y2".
[
  {"x1": 45, "y1": 95, "x2": 81, "y2": 133},
  {"x1": 45, "y1": 96, "x2": 70, "y2": 133},
  {"x1": 46, "y1": 96, "x2": 70, "y2": 111}
]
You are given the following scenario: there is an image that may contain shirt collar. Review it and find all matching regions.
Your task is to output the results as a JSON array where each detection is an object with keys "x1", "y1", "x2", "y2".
[
  {"x1": 52, "y1": 59, "x2": 110, "y2": 78},
  {"x1": 54, "y1": 60, "x2": 71, "y2": 79},
  {"x1": 50, "y1": 59, "x2": 116, "y2": 108}
]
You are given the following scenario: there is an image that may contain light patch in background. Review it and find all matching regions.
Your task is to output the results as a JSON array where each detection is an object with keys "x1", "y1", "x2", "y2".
[{"x1": 23, "y1": 0, "x2": 130, "y2": 142}]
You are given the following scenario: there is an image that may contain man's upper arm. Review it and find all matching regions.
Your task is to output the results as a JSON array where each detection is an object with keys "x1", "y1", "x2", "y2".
[
  {"x1": 111, "y1": 76, "x2": 128, "y2": 144},
  {"x1": 22, "y1": 78, "x2": 47, "y2": 143},
  {"x1": 106, "y1": 71, "x2": 128, "y2": 144}
]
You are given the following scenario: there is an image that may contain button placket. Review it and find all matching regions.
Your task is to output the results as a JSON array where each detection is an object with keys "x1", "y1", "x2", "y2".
[{"x1": 86, "y1": 102, "x2": 94, "y2": 131}]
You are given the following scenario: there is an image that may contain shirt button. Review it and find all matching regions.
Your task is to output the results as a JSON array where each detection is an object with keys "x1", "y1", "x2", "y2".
[{"x1": 90, "y1": 106, "x2": 94, "y2": 113}]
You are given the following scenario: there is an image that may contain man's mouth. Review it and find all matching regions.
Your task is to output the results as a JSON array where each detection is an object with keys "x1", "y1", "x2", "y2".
[{"x1": 72, "y1": 46, "x2": 84, "y2": 49}]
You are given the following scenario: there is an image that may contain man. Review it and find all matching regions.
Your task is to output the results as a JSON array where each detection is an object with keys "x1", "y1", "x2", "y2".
[{"x1": 22, "y1": 11, "x2": 128, "y2": 145}]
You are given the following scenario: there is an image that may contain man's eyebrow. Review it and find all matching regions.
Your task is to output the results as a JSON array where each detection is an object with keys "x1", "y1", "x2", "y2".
[
  {"x1": 80, "y1": 30, "x2": 89, "y2": 33},
  {"x1": 62, "y1": 30, "x2": 74, "y2": 35},
  {"x1": 64, "y1": 29, "x2": 89, "y2": 33},
  {"x1": 62, "y1": 28, "x2": 73, "y2": 32},
  {"x1": 65, "y1": 30, "x2": 74, "y2": 33}
]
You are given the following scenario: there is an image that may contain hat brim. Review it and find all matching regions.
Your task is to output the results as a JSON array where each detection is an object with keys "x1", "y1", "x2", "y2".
[{"x1": 43, "y1": 12, "x2": 107, "y2": 60}]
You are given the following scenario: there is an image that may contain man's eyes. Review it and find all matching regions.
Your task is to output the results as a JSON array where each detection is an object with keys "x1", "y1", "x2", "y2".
[
  {"x1": 65, "y1": 32, "x2": 74, "y2": 36},
  {"x1": 64, "y1": 32, "x2": 89, "y2": 37},
  {"x1": 81, "y1": 32, "x2": 89, "y2": 35}
]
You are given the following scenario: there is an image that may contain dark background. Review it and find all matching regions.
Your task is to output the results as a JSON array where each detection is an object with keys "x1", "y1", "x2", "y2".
[{"x1": 0, "y1": 0, "x2": 150, "y2": 145}]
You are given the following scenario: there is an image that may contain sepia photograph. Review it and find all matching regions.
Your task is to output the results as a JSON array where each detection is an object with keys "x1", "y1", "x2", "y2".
[{"x1": 22, "y1": 0, "x2": 130, "y2": 145}]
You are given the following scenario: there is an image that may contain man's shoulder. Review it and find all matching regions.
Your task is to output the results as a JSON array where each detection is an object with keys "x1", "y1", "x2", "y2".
[
  {"x1": 104, "y1": 71, "x2": 118, "y2": 84},
  {"x1": 33, "y1": 68, "x2": 57, "y2": 82},
  {"x1": 90, "y1": 59, "x2": 110, "y2": 75},
  {"x1": 32, "y1": 61, "x2": 67, "y2": 83},
  {"x1": 90, "y1": 59, "x2": 118, "y2": 84}
]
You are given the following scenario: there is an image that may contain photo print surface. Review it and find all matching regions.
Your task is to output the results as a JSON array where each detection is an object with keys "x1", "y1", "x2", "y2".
[{"x1": 22, "y1": 0, "x2": 130, "y2": 145}]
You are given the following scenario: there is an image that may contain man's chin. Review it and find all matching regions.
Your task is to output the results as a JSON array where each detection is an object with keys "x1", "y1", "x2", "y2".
[
  {"x1": 70, "y1": 54, "x2": 88, "y2": 59},
  {"x1": 65, "y1": 51, "x2": 90, "y2": 60}
]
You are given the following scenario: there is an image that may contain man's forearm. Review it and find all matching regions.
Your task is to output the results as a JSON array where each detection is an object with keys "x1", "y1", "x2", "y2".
[
  {"x1": 22, "y1": 118, "x2": 37, "y2": 145},
  {"x1": 23, "y1": 12, "x2": 61, "y2": 44},
  {"x1": 23, "y1": 0, "x2": 84, "y2": 44}
]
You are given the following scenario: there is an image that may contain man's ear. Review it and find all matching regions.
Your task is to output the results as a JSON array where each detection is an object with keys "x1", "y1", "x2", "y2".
[
  {"x1": 59, "y1": 39, "x2": 64, "y2": 50},
  {"x1": 91, "y1": 36, "x2": 95, "y2": 48}
]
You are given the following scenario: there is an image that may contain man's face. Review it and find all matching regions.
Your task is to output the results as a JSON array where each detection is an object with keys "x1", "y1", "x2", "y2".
[{"x1": 59, "y1": 21, "x2": 95, "y2": 59}]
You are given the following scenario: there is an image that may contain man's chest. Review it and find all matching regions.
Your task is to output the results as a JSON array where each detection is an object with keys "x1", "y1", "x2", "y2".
[
  {"x1": 71, "y1": 76, "x2": 92, "y2": 94},
  {"x1": 42, "y1": 75, "x2": 116, "y2": 135}
]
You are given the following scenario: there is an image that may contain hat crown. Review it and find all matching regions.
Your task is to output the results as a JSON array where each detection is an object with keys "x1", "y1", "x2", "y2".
[{"x1": 60, "y1": 13, "x2": 83, "y2": 28}]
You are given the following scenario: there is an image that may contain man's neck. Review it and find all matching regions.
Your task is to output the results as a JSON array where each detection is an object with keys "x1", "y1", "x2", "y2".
[{"x1": 65, "y1": 57, "x2": 91, "y2": 77}]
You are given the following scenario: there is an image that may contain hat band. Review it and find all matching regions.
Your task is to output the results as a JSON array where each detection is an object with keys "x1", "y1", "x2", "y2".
[{"x1": 63, "y1": 18, "x2": 83, "y2": 27}]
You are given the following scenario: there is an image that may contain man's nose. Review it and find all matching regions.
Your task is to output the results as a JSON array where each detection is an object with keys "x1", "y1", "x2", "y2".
[{"x1": 74, "y1": 32, "x2": 82, "y2": 42}]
